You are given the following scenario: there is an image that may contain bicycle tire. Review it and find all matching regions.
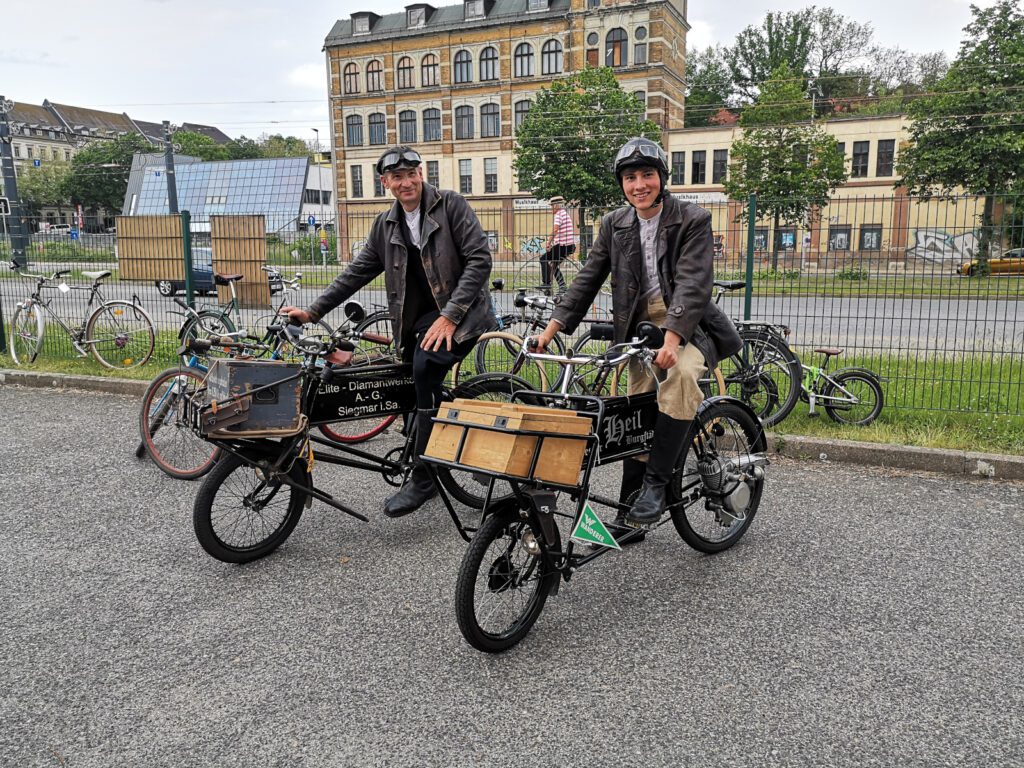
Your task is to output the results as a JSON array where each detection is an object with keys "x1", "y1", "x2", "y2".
[
  {"x1": 86, "y1": 300, "x2": 155, "y2": 369},
  {"x1": 721, "y1": 329, "x2": 801, "y2": 428},
  {"x1": 10, "y1": 303, "x2": 44, "y2": 365},
  {"x1": 823, "y1": 370, "x2": 884, "y2": 426},
  {"x1": 354, "y1": 311, "x2": 397, "y2": 357},
  {"x1": 139, "y1": 367, "x2": 221, "y2": 480},
  {"x1": 260, "y1": 319, "x2": 334, "y2": 362},
  {"x1": 178, "y1": 311, "x2": 237, "y2": 365},
  {"x1": 318, "y1": 413, "x2": 398, "y2": 445},
  {"x1": 193, "y1": 452, "x2": 308, "y2": 564},
  {"x1": 454, "y1": 502, "x2": 559, "y2": 653},
  {"x1": 463, "y1": 330, "x2": 551, "y2": 391},
  {"x1": 670, "y1": 398, "x2": 767, "y2": 553}
]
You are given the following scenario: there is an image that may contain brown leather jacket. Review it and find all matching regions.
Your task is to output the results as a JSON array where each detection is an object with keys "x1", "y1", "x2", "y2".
[
  {"x1": 306, "y1": 183, "x2": 496, "y2": 353},
  {"x1": 551, "y1": 194, "x2": 741, "y2": 368}
]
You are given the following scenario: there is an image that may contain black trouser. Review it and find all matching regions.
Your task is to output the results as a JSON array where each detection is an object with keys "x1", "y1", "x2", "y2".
[
  {"x1": 540, "y1": 244, "x2": 575, "y2": 292},
  {"x1": 403, "y1": 311, "x2": 477, "y2": 409}
]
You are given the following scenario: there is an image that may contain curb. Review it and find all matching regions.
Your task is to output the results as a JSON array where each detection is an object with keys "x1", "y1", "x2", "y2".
[{"x1": 2, "y1": 368, "x2": 1022, "y2": 481}]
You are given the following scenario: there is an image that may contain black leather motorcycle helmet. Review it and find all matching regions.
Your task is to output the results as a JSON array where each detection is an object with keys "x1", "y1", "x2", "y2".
[
  {"x1": 375, "y1": 145, "x2": 422, "y2": 176},
  {"x1": 613, "y1": 137, "x2": 669, "y2": 205}
]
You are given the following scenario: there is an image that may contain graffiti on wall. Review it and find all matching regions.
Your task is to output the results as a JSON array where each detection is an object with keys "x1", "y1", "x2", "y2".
[{"x1": 905, "y1": 229, "x2": 979, "y2": 262}]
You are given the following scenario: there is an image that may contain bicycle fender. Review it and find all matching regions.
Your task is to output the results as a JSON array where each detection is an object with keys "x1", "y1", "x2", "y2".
[
  {"x1": 831, "y1": 366, "x2": 886, "y2": 383},
  {"x1": 696, "y1": 395, "x2": 768, "y2": 451},
  {"x1": 521, "y1": 490, "x2": 562, "y2": 595}
]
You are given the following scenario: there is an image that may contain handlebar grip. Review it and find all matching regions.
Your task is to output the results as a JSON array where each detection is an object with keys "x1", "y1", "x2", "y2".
[
  {"x1": 360, "y1": 332, "x2": 392, "y2": 345},
  {"x1": 189, "y1": 338, "x2": 213, "y2": 353},
  {"x1": 526, "y1": 336, "x2": 539, "y2": 350}
]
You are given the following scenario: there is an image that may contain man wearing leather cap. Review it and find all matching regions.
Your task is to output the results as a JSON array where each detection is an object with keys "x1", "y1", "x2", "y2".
[
  {"x1": 533, "y1": 137, "x2": 741, "y2": 535},
  {"x1": 283, "y1": 145, "x2": 496, "y2": 518}
]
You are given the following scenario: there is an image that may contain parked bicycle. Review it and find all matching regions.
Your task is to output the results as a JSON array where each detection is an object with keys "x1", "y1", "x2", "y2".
[
  {"x1": 7, "y1": 262, "x2": 155, "y2": 369},
  {"x1": 798, "y1": 348, "x2": 885, "y2": 425}
]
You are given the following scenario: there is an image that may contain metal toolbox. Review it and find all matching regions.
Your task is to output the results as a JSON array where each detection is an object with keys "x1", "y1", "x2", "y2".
[{"x1": 203, "y1": 359, "x2": 304, "y2": 437}]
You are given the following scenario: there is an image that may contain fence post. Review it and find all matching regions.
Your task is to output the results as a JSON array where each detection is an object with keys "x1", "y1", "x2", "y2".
[
  {"x1": 181, "y1": 210, "x2": 195, "y2": 309},
  {"x1": 744, "y1": 194, "x2": 757, "y2": 321}
]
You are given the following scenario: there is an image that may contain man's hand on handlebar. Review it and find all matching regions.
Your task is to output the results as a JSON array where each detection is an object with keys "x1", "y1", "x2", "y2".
[
  {"x1": 279, "y1": 306, "x2": 311, "y2": 325},
  {"x1": 652, "y1": 330, "x2": 683, "y2": 370},
  {"x1": 532, "y1": 319, "x2": 562, "y2": 353}
]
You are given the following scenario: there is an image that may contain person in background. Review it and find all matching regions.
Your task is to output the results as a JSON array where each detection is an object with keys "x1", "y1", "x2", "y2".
[{"x1": 540, "y1": 195, "x2": 576, "y2": 295}]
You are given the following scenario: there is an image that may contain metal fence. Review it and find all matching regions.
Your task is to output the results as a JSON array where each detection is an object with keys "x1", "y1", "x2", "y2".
[{"x1": 2, "y1": 193, "x2": 1022, "y2": 416}]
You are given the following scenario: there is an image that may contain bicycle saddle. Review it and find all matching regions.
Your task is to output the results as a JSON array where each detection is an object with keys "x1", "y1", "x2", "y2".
[
  {"x1": 82, "y1": 270, "x2": 111, "y2": 281},
  {"x1": 714, "y1": 279, "x2": 746, "y2": 291},
  {"x1": 214, "y1": 273, "x2": 244, "y2": 284},
  {"x1": 814, "y1": 347, "x2": 843, "y2": 356}
]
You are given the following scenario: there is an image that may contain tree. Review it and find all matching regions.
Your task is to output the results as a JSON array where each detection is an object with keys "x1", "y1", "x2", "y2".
[
  {"x1": 64, "y1": 133, "x2": 150, "y2": 212},
  {"x1": 258, "y1": 134, "x2": 311, "y2": 158},
  {"x1": 723, "y1": 65, "x2": 847, "y2": 269},
  {"x1": 513, "y1": 67, "x2": 661, "y2": 216},
  {"x1": 807, "y1": 7, "x2": 874, "y2": 105},
  {"x1": 725, "y1": 10, "x2": 815, "y2": 101},
  {"x1": 173, "y1": 130, "x2": 230, "y2": 161},
  {"x1": 225, "y1": 135, "x2": 262, "y2": 160},
  {"x1": 685, "y1": 46, "x2": 734, "y2": 128},
  {"x1": 16, "y1": 161, "x2": 72, "y2": 217},
  {"x1": 897, "y1": 0, "x2": 1024, "y2": 268}
]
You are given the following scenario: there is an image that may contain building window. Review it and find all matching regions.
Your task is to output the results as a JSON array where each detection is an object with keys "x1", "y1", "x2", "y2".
[
  {"x1": 480, "y1": 103, "x2": 500, "y2": 138},
  {"x1": 13, "y1": 144, "x2": 21, "y2": 158},
  {"x1": 350, "y1": 166, "x2": 363, "y2": 197},
  {"x1": 691, "y1": 150, "x2": 706, "y2": 184},
  {"x1": 399, "y1": 110, "x2": 417, "y2": 143},
  {"x1": 541, "y1": 39, "x2": 563, "y2": 75},
  {"x1": 427, "y1": 160, "x2": 439, "y2": 187},
  {"x1": 859, "y1": 225, "x2": 882, "y2": 251},
  {"x1": 634, "y1": 43, "x2": 647, "y2": 65},
  {"x1": 421, "y1": 54, "x2": 439, "y2": 87},
  {"x1": 829, "y1": 225, "x2": 852, "y2": 251},
  {"x1": 514, "y1": 99, "x2": 532, "y2": 130},
  {"x1": 303, "y1": 189, "x2": 320, "y2": 205},
  {"x1": 368, "y1": 112, "x2": 386, "y2": 145},
  {"x1": 480, "y1": 47, "x2": 498, "y2": 81},
  {"x1": 366, "y1": 60, "x2": 383, "y2": 92},
  {"x1": 753, "y1": 228, "x2": 769, "y2": 250},
  {"x1": 465, "y1": 0, "x2": 485, "y2": 19},
  {"x1": 374, "y1": 174, "x2": 385, "y2": 197},
  {"x1": 712, "y1": 149, "x2": 728, "y2": 184},
  {"x1": 353, "y1": 16, "x2": 370, "y2": 34},
  {"x1": 587, "y1": 0, "x2": 600, "y2": 7},
  {"x1": 484, "y1": 157, "x2": 498, "y2": 193},
  {"x1": 454, "y1": 49, "x2": 473, "y2": 84},
  {"x1": 322, "y1": 191, "x2": 332, "y2": 205},
  {"x1": 635, "y1": 25, "x2": 648, "y2": 40},
  {"x1": 587, "y1": 48, "x2": 599, "y2": 68},
  {"x1": 459, "y1": 159, "x2": 472, "y2": 194},
  {"x1": 587, "y1": 32, "x2": 598, "y2": 45},
  {"x1": 606, "y1": 28, "x2": 628, "y2": 67},
  {"x1": 876, "y1": 139, "x2": 895, "y2": 177},
  {"x1": 455, "y1": 105, "x2": 474, "y2": 139},
  {"x1": 397, "y1": 56, "x2": 414, "y2": 89},
  {"x1": 852, "y1": 141, "x2": 869, "y2": 178},
  {"x1": 345, "y1": 115, "x2": 363, "y2": 146},
  {"x1": 775, "y1": 228, "x2": 797, "y2": 251},
  {"x1": 407, "y1": 6, "x2": 425, "y2": 27},
  {"x1": 423, "y1": 108, "x2": 442, "y2": 141},
  {"x1": 634, "y1": 91, "x2": 646, "y2": 109},
  {"x1": 343, "y1": 63, "x2": 359, "y2": 94},
  {"x1": 515, "y1": 43, "x2": 534, "y2": 77},
  {"x1": 64, "y1": 150, "x2": 71, "y2": 161},
  {"x1": 528, "y1": 0, "x2": 547, "y2": 9},
  {"x1": 671, "y1": 152, "x2": 685, "y2": 184}
]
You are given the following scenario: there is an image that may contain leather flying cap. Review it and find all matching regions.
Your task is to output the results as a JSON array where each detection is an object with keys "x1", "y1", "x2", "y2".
[{"x1": 376, "y1": 146, "x2": 422, "y2": 175}]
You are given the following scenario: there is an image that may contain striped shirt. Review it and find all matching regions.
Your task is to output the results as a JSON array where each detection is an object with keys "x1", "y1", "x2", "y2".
[{"x1": 552, "y1": 208, "x2": 575, "y2": 246}]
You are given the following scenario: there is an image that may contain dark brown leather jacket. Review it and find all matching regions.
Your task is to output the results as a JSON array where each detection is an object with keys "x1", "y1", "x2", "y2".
[
  {"x1": 551, "y1": 194, "x2": 741, "y2": 368},
  {"x1": 306, "y1": 183, "x2": 496, "y2": 353}
]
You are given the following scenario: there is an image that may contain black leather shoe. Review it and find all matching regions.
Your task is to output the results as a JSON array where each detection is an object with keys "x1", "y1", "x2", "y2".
[
  {"x1": 383, "y1": 466, "x2": 436, "y2": 518},
  {"x1": 625, "y1": 481, "x2": 667, "y2": 527},
  {"x1": 624, "y1": 414, "x2": 692, "y2": 528}
]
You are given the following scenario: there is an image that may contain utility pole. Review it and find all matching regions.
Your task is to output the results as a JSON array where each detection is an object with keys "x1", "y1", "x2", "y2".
[
  {"x1": 0, "y1": 95, "x2": 30, "y2": 269},
  {"x1": 163, "y1": 120, "x2": 179, "y2": 215}
]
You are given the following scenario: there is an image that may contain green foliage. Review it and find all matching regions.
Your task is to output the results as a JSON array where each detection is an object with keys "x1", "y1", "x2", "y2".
[
  {"x1": 726, "y1": 10, "x2": 814, "y2": 100},
  {"x1": 225, "y1": 136, "x2": 263, "y2": 160},
  {"x1": 173, "y1": 131, "x2": 230, "y2": 161},
  {"x1": 258, "y1": 134, "x2": 311, "y2": 158},
  {"x1": 64, "y1": 133, "x2": 150, "y2": 211},
  {"x1": 16, "y1": 161, "x2": 72, "y2": 216},
  {"x1": 512, "y1": 67, "x2": 662, "y2": 213},
  {"x1": 835, "y1": 266, "x2": 869, "y2": 281},
  {"x1": 685, "y1": 46, "x2": 734, "y2": 128}
]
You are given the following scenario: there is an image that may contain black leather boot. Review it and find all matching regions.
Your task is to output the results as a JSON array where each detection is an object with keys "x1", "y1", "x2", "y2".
[
  {"x1": 626, "y1": 414, "x2": 692, "y2": 528},
  {"x1": 384, "y1": 409, "x2": 438, "y2": 518}
]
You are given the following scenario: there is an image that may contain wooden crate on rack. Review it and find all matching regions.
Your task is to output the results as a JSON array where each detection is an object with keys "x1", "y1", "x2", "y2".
[{"x1": 425, "y1": 398, "x2": 592, "y2": 486}]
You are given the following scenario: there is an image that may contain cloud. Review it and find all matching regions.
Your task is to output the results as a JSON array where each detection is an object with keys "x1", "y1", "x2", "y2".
[
  {"x1": 287, "y1": 63, "x2": 326, "y2": 91},
  {"x1": 686, "y1": 20, "x2": 716, "y2": 52},
  {"x1": 0, "y1": 50, "x2": 67, "y2": 68}
]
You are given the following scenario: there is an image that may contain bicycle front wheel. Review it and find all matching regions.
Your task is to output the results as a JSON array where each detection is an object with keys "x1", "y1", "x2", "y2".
[
  {"x1": 10, "y1": 303, "x2": 45, "y2": 365},
  {"x1": 193, "y1": 452, "x2": 309, "y2": 563},
  {"x1": 567, "y1": 330, "x2": 624, "y2": 395},
  {"x1": 139, "y1": 367, "x2": 221, "y2": 480},
  {"x1": 721, "y1": 330, "x2": 801, "y2": 428},
  {"x1": 354, "y1": 310, "x2": 397, "y2": 358},
  {"x1": 823, "y1": 371, "x2": 884, "y2": 426},
  {"x1": 87, "y1": 301, "x2": 155, "y2": 369},
  {"x1": 455, "y1": 502, "x2": 559, "y2": 653}
]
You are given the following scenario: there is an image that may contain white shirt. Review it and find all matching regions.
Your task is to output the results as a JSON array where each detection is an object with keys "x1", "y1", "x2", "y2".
[
  {"x1": 638, "y1": 208, "x2": 662, "y2": 300},
  {"x1": 404, "y1": 206, "x2": 422, "y2": 248}
]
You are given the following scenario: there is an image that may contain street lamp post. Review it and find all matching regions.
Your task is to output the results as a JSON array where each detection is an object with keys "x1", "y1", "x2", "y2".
[{"x1": 312, "y1": 128, "x2": 319, "y2": 155}]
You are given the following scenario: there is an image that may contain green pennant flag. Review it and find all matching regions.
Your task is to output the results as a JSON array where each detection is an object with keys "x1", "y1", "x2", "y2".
[{"x1": 570, "y1": 501, "x2": 621, "y2": 551}]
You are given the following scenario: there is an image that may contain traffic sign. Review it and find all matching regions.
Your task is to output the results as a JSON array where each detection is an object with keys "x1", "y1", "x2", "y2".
[
  {"x1": 0, "y1": 197, "x2": 9, "y2": 215},
  {"x1": 33, "y1": 159, "x2": 41, "y2": 167},
  {"x1": 307, "y1": 215, "x2": 316, "y2": 226},
  {"x1": 70, "y1": 229, "x2": 80, "y2": 241}
]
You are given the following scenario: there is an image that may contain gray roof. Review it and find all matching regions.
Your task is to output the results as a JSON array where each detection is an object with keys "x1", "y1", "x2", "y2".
[{"x1": 325, "y1": 0, "x2": 571, "y2": 46}]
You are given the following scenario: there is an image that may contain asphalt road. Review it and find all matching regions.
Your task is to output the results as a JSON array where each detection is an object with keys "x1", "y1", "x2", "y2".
[{"x1": 2, "y1": 386, "x2": 1022, "y2": 767}]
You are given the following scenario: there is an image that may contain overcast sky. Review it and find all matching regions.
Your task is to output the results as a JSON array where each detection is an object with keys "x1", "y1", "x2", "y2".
[{"x1": 1, "y1": 0, "x2": 994, "y2": 141}]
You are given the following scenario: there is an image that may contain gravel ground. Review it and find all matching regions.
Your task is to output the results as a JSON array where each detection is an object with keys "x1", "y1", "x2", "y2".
[{"x1": 1, "y1": 386, "x2": 1021, "y2": 768}]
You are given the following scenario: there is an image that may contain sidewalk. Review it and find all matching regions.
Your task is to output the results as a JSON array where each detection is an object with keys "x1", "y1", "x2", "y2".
[{"x1": 2, "y1": 367, "x2": 1022, "y2": 481}]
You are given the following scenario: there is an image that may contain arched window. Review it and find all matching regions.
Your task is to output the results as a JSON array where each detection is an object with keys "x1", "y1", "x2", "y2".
[
  {"x1": 514, "y1": 99, "x2": 532, "y2": 130},
  {"x1": 514, "y1": 43, "x2": 534, "y2": 78},
  {"x1": 343, "y1": 63, "x2": 360, "y2": 94},
  {"x1": 368, "y1": 112, "x2": 386, "y2": 145},
  {"x1": 606, "y1": 28, "x2": 628, "y2": 67},
  {"x1": 399, "y1": 110, "x2": 417, "y2": 143},
  {"x1": 423, "y1": 108, "x2": 441, "y2": 141},
  {"x1": 366, "y1": 60, "x2": 384, "y2": 92},
  {"x1": 480, "y1": 103, "x2": 500, "y2": 138},
  {"x1": 421, "y1": 54, "x2": 439, "y2": 87},
  {"x1": 541, "y1": 39, "x2": 563, "y2": 75},
  {"x1": 455, "y1": 105, "x2": 474, "y2": 139},
  {"x1": 480, "y1": 47, "x2": 498, "y2": 81},
  {"x1": 396, "y1": 56, "x2": 414, "y2": 89},
  {"x1": 454, "y1": 49, "x2": 473, "y2": 84},
  {"x1": 345, "y1": 114, "x2": 363, "y2": 146}
]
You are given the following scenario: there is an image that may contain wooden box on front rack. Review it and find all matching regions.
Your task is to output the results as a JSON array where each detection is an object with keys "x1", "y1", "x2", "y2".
[{"x1": 425, "y1": 398, "x2": 592, "y2": 486}]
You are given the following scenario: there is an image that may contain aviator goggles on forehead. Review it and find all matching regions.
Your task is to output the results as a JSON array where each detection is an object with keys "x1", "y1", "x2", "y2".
[
  {"x1": 615, "y1": 140, "x2": 662, "y2": 164},
  {"x1": 377, "y1": 149, "x2": 422, "y2": 174}
]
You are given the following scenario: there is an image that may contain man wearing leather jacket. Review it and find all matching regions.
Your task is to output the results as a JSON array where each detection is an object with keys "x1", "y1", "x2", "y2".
[
  {"x1": 283, "y1": 145, "x2": 496, "y2": 518},
  {"x1": 534, "y1": 137, "x2": 742, "y2": 536}
]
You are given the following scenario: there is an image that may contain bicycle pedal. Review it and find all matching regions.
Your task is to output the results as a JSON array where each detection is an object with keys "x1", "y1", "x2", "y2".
[{"x1": 623, "y1": 517, "x2": 657, "y2": 531}]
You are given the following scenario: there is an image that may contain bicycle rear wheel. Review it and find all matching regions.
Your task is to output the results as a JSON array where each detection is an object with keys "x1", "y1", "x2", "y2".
[
  {"x1": 87, "y1": 301, "x2": 155, "y2": 369},
  {"x1": 567, "y1": 330, "x2": 624, "y2": 395},
  {"x1": 10, "y1": 303, "x2": 44, "y2": 365},
  {"x1": 720, "y1": 329, "x2": 800, "y2": 428},
  {"x1": 467, "y1": 330, "x2": 554, "y2": 391},
  {"x1": 823, "y1": 371, "x2": 884, "y2": 426},
  {"x1": 178, "y1": 311, "x2": 237, "y2": 365},
  {"x1": 139, "y1": 367, "x2": 221, "y2": 480},
  {"x1": 354, "y1": 311, "x2": 397, "y2": 358}
]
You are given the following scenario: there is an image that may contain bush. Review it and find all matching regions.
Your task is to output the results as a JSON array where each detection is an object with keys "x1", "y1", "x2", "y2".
[{"x1": 836, "y1": 266, "x2": 869, "y2": 281}]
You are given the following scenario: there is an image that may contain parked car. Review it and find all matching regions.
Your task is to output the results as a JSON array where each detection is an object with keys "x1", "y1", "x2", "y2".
[
  {"x1": 957, "y1": 248, "x2": 1024, "y2": 276},
  {"x1": 38, "y1": 223, "x2": 71, "y2": 234},
  {"x1": 155, "y1": 248, "x2": 285, "y2": 296}
]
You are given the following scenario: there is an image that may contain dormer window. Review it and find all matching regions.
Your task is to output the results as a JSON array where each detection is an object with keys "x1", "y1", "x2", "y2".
[
  {"x1": 408, "y1": 7, "x2": 425, "y2": 27},
  {"x1": 351, "y1": 12, "x2": 379, "y2": 35},
  {"x1": 527, "y1": 0, "x2": 548, "y2": 10},
  {"x1": 465, "y1": 0, "x2": 484, "y2": 18}
]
